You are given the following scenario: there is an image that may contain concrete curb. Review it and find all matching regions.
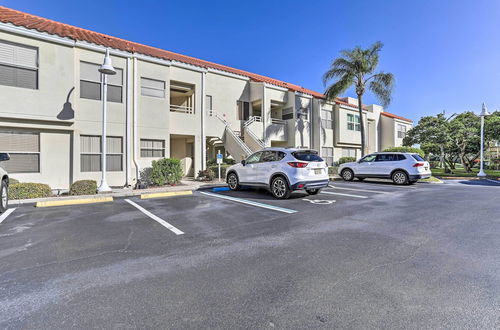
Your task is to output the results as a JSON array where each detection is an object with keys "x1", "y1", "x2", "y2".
[
  {"x1": 140, "y1": 191, "x2": 193, "y2": 199},
  {"x1": 36, "y1": 197, "x2": 113, "y2": 208}
]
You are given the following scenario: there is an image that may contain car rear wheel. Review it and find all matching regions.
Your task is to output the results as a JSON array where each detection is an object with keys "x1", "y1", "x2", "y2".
[
  {"x1": 306, "y1": 189, "x2": 320, "y2": 195},
  {"x1": 227, "y1": 173, "x2": 241, "y2": 191},
  {"x1": 271, "y1": 176, "x2": 291, "y2": 199},
  {"x1": 392, "y1": 171, "x2": 409, "y2": 185},
  {"x1": 0, "y1": 180, "x2": 8, "y2": 213},
  {"x1": 341, "y1": 169, "x2": 354, "y2": 181}
]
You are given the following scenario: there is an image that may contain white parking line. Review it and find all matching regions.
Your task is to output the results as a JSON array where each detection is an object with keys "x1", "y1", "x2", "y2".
[
  {"x1": 320, "y1": 191, "x2": 368, "y2": 199},
  {"x1": 328, "y1": 185, "x2": 391, "y2": 194},
  {"x1": 124, "y1": 199, "x2": 184, "y2": 235},
  {"x1": 0, "y1": 208, "x2": 16, "y2": 224},
  {"x1": 199, "y1": 191, "x2": 298, "y2": 214}
]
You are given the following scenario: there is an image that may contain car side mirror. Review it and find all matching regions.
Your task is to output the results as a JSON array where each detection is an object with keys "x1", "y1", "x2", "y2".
[
  {"x1": 241, "y1": 160, "x2": 246, "y2": 166},
  {"x1": 0, "y1": 153, "x2": 10, "y2": 162}
]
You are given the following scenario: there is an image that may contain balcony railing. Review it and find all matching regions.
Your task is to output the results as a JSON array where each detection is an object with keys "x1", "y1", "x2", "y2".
[
  {"x1": 271, "y1": 118, "x2": 286, "y2": 125},
  {"x1": 170, "y1": 105, "x2": 194, "y2": 114}
]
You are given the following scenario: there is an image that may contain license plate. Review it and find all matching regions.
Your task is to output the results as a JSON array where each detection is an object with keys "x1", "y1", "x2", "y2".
[{"x1": 314, "y1": 169, "x2": 322, "y2": 175}]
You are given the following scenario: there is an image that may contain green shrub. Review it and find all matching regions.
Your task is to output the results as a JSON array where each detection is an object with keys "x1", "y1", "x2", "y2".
[
  {"x1": 196, "y1": 169, "x2": 215, "y2": 181},
  {"x1": 338, "y1": 157, "x2": 356, "y2": 164},
  {"x1": 151, "y1": 158, "x2": 184, "y2": 185},
  {"x1": 206, "y1": 157, "x2": 236, "y2": 167},
  {"x1": 9, "y1": 183, "x2": 52, "y2": 200},
  {"x1": 8, "y1": 178, "x2": 19, "y2": 185},
  {"x1": 208, "y1": 164, "x2": 231, "y2": 180},
  {"x1": 69, "y1": 180, "x2": 97, "y2": 196},
  {"x1": 328, "y1": 166, "x2": 338, "y2": 175},
  {"x1": 383, "y1": 147, "x2": 425, "y2": 158}
]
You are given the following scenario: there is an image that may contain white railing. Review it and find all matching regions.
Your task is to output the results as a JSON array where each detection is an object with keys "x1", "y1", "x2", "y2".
[
  {"x1": 271, "y1": 118, "x2": 286, "y2": 125},
  {"x1": 210, "y1": 109, "x2": 252, "y2": 156},
  {"x1": 243, "y1": 116, "x2": 262, "y2": 128},
  {"x1": 170, "y1": 105, "x2": 194, "y2": 114}
]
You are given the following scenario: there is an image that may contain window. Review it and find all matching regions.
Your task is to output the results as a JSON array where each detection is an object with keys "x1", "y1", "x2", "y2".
[
  {"x1": 140, "y1": 139, "x2": 165, "y2": 158},
  {"x1": 282, "y1": 107, "x2": 294, "y2": 120},
  {"x1": 0, "y1": 40, "x2": 38, "y2": 89},
  {"x1": 0, "y1": 130, "x2": 40, "y2": 173},
  {"x1": 80, "y1": 61, "x2": 123, "y2": 102},
  {"x1": 80, "y1": 135, "x2": 123, "y2": 172},
  {"x1": 376, "y1": 154, "x2": 398, "y2": 162},
  {"x1": 397, "y1": 124, "x2": 407, "y2": 138},
  {"x1": 411, "y1": 154, "x2": 424, "y2": 161},
  {"x1": 141, "y1": 77, "x2": 165, "y2": 98},
  {"x1": 342, "y1": 148, "x2": 357, "y2": 158},
  {"x1": 206, "y1": 95, "x2": 213, "y2": 115},
  {"x1": 297, "y1": 107, "x2": 309, "y2": 120},
  {"x1": 292, "y1": 150, "x2": 323, "y2": 162},
  {"x1": 261, "y1": 151, "x2": 285, "y2": 162},
  {"x1": 321, "y1": 147, "x2": 334, "y2": 166},
  {"x1": 170, "y1": 81, "x2": 195, "y2": 113},
  {"x1": 347, "y1": 113, "x2": 361, "y2": 131},
  {"x1": 245, "y1": 152, "x2": 262, "y2": 164},
  {"x1": 237, "y1": 100, "x2": 250, "y2": 120},
  {"x1": 321, "y1": 110, "x2": 333, "y2": 129},
  {"x1": 360, "y1": 154, "x2": 376, "y2": 162}
]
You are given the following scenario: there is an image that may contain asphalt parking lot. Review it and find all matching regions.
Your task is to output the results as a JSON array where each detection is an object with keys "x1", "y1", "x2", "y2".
[{"x1": 1, "y1": 179, "x2": 499, "y2": 329}]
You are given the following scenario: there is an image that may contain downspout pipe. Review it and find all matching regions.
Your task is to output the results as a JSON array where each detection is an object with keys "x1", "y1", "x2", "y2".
[
  {"x1": 125, "y1": 57, "x2": 131, "y2": 187},
  {"x1": 132, "y1": 56, "x2": 140, "y2": 186},
  {"x1": 201, "y1": 70, "x2": 207, "y2": 170}
]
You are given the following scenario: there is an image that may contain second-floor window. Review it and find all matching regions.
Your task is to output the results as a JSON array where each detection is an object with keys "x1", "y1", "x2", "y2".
[
  {"x1": 397, "y1": 124, "x2": 407, "y2": 138},
  {"x1": 0, "y1": 40, "x2": 38, "y2": 89},
  {"x1": 347, "y1": 113, "x2": 360, "y2": 131},
  {"x1": 206, "y1": 95, "x2": 213, "y2": 115},
  {"x1": 282, "y1": 107, "x2": 294, "y2": 120},
  {"x1": 237, "y1": 100, "x2": 250, "y2": 120},
  {"x1": 141, "y1": 77, "x2": 165, "y2": 98},
  {"x1": 80, "y1": 61, "x2": 123, "y2": 103},
  {"x1": 321, "y1": 110, "x2": 333, "y2": 129}
]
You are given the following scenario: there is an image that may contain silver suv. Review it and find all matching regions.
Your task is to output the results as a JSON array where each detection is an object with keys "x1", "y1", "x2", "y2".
[
  {"x1": 339, "y1": 152, "x2": 431, "y2": 185},
  {"x1": 0, "y1": 153, "x2": 10, "y2": 213},
  {"x1": 226, "y1": 148, "x2": 330, "y2": 199}
]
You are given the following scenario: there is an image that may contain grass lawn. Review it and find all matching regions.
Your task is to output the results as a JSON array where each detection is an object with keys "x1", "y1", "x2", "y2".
[
  {"x1": 432, "y1": 168, "x2": 500, "y2": 178},
  {"x1": 419, "y1": 176, "x2": 443, "y2": 183}
]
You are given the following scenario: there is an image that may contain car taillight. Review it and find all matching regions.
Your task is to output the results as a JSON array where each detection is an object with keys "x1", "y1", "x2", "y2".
[
  {"x1": 413, "y1": 163, "x2": 424, "y2": 167},
  {"x1": 287, "y1": 162, "x2": 308, "y2": 168}
]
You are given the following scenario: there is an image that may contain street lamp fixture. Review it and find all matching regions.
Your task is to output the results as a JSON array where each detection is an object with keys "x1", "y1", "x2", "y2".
[
  {"x1": 97, "y1": 48, "x2": 116, "y2": 193},
  {"x1": 477, "y1": 102, "x2": 490, "y2": 178}
]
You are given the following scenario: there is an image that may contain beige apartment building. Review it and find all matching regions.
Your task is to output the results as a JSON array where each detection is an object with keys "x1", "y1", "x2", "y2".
[{"x1": 0, "y1": 6, "x2": 413, "y2": 190}]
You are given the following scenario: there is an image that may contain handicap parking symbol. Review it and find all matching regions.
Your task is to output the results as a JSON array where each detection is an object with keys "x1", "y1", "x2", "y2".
[{"x1": 302, "y1": 199, "x2": 336, "y2": 205}]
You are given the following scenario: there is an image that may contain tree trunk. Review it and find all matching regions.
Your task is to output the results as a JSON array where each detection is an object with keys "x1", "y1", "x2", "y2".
[{"x1": 357, "y1": 93, "x2": 366, "y2": 157}]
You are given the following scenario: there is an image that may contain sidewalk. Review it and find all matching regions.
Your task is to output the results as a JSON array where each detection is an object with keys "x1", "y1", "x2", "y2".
[{"x1": 9, "y1": 179, "x2": 227, "y2": 206}]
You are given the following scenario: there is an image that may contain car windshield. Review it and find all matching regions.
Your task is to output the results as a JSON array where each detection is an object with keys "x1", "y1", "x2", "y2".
[
  {"x1": 292, "y1": 150, "x2": 323, "y2": 162},
  {"x1": 411, "y1": 154, "x2": 425, "y2": 161}
]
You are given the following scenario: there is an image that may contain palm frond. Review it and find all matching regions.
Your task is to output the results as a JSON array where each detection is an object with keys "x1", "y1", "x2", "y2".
[
  {"x1": 368, "y1": 72, "x2": 394, "y2": 106},
  {"x1": 324, "y1": 74, "x2": 354, "y2": 101}
]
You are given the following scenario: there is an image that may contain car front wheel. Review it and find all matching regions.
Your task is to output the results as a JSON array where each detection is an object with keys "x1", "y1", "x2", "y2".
[
  {"x1": 271, "y1": 176, "x2": 291, "y2": 199},
  {"x1": 227, "y1": 173, "x2": 241, "y2": 191},
  {"x1": 392, "y1": 171, "x2": 409, "y2": 185},
  {"x1": 341, "y1": 169, "x2": 354, "y2": 181},
  {"x1": 0, "y1": 180, "x2": 8, "y2": 213}
]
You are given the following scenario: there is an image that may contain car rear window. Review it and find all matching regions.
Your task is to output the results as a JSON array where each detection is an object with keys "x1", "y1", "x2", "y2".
[
  {"x1": 411, "y1": 154, "x2": 425, "y2": 161},
  {"x1": 292, "y1": 150, "x2": 323, "y2": 162}
]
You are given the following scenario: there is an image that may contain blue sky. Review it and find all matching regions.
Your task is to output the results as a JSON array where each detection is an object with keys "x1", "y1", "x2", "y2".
[{"x1": 3, "y1": 0, "x2": 500, "y2": 121}]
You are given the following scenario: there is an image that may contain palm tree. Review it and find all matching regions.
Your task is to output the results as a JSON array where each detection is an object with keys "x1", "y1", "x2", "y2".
[{"x1": 323, "y1": 41, "x2": 394, "y2": 157}]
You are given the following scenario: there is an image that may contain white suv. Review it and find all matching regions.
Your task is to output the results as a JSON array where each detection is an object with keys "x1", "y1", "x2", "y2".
[
  {"x1": 0, "y1": 153, "x2": 10, "y2": 213},
  {"x1": 226, "y1": 148, "x2": 330, "y2": 199},
  {"x1": 339, "y1": 152, "x2": 431, "y2": 185}
]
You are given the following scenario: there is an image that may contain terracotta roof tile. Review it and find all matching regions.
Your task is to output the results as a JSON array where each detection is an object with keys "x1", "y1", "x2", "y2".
[{"x1": 381, "y1": 112, "x2": 413, "y2": 122}]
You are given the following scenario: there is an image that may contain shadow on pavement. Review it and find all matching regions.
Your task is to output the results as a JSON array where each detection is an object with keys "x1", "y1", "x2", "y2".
[{"x1": 458, "y1": 179, "x2": 500, "y2": 186}]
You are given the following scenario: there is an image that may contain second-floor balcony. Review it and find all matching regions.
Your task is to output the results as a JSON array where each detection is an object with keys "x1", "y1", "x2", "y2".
[
  {"x1": 170, "y1": 81, "x2": 195, "y2": 115},
  {"x1": 170, "y1": 104, "x2": 194, "y2": 114}
]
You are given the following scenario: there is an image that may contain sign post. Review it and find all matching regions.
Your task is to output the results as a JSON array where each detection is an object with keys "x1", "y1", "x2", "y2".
[{"x1": 216, "y1": 151, "x2": 223, "y2": 182}]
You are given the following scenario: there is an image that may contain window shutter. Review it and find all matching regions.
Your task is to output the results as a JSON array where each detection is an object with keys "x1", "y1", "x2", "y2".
[
  {"x1": 80, "y1": 62, "x2": 101, "y2": 82},
  {"x1": 0, "y1": 41, "x2": 37, "y2": 68},
  {"x1": 0, "y1": 131, "x2": 39, "y2": 152}
]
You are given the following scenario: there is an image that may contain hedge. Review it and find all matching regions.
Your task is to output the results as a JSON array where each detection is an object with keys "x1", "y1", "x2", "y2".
[
  {"x1": 338, "y1": 157, "x2": 356, "y2": 165},
  {"x1": 208, "y1": 164, "x2": 231, "y2": 180},
  {"x1": 383, "y1": 147, "x2": 425, "y2": 158},
  {"x1": 151, "y1": 158, "x2": 184, "y2": 185},
  {"x1": 9, "y1": 183, "x2": 52, "y2": 200},
  {"x1": 70, "y1": 180, "x2": 97, "y2": 196}
]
